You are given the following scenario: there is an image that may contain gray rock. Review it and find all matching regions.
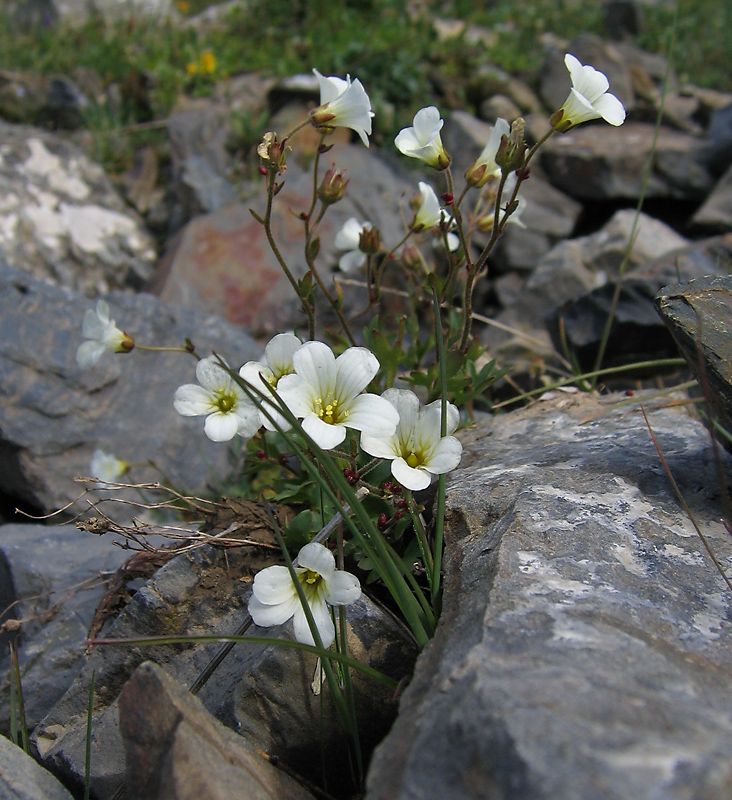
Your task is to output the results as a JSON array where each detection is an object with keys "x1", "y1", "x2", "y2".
[
  {"x1": 699, "y1": 102, "x2": 732, "y2": 177},
  {"x1": 0, "y1": 262, "x2": 260, "y2": 516},
  {"x1": 7, "y1": 0, "x2": 176, "y2": 27},
  {"x1": 0, "y1": 733, "x2": 73, "y2": 800},
  {"x1": 154, "y1": 145, "x2": 416, "y2": 334},
  {"x1": 167, "y1": 99, "x2": 238, "y2": 230},
  {"x1": 41, "y1": 77, "x2": 89, "y2": 131},
  {"x1": 119, "y1": 662, "x2": 315, "y2": 800},
  {"x1": 540, "y1": 122, "x2": 713, "y2": 201},
  {"x1": 0, "y1": 523, "x2": 131, "y2": 734},
  {"x1": 367, "y1": 393, "x2": 732, "y2": 800},
  {"x1": 0, "y1": 122, "x2": 157, "y2": 295},
  {"x1": 32, "y1": 525, "x2": 416, "y2": 799},
  {"x1": 603, "y1": 0, "x2": 644, "y2": 40},
  {"x1": 656, "y1": 274, "x2": 732, "y2": 451},
  {"x1": 691, "y1": 163, "x2": 732, "y2": 232}
]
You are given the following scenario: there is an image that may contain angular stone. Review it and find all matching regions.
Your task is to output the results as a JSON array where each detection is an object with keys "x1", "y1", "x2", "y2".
[
  {"x1": 0, "y1": 262, "x2": 260, "y2": 516},
  {"x1": 540, "y1": 122, "x2": 713, "y2": 200},
  {"x1": 119, "y1": 662, "x2": 315, "y2": 800},
  {"x1": 367, "y1": 393, "x2": 732, "y2": 800},
  {"x1": 692, "y1": 163, "x2": 732, "y2": 232},
  {"x1": 0, "y1": 523, "x2": 131, "y2": 733},
  {"x1": 0, "y1": 122, "x2": 157, "y2": 295},
  {"x1": 655, "y1": 274, "x2": 732, "y2": 451},
  {"x1": 32, "y1": 527, "x2": 417, "y2": 799},
  {"x1": 0, "y1": 733, "x2": 73, "y2": 800}
]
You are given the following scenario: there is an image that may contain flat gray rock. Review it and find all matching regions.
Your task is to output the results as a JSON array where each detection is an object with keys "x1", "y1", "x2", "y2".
[
  {"x1": 0, "y1": 523, "x2": 131, "y2": 733},
  {"x1": 0, "y1": 262, "x2": 260, "y2": 516},
  {"x1": 367, "y1": 393, "x2": 732, "y2": 800},
  {"x1": 0, "y1": 734, "x2": 73, "y2": 800}
]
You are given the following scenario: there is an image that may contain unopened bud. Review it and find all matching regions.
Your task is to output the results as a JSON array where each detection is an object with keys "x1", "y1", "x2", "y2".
[
  {"x1": 257, "y1": 132, "x2": 290, "y2": 174},
  {"x1": 496, "y1": 118, "x2": 527, "y2": 173},
  {"x1": 476, "y1": 215, "x2": 495, "y2": 234},
  {"x1": 401, "y1": 244, "x2": 422, "y2": 271},
  {"x1": 318, "y1": 166, "x2": 349, "y2": 205},
  {"x1": 359, "y1": 226, "x2": 381, "y2": 255}
]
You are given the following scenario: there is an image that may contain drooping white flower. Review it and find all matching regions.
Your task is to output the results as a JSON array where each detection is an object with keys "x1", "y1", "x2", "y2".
[
  {"x1": 89, "y1": 449, "x2": 130, "y2": 485},
  {"x1": 239, "y1": 333, "x2": 303, "y2": 430},
  {"x1": 276, "y1": 341, "x2": 399, "y2": 450},
  {"x1": 248, "y1": 541, "x2": 361, "y2": 647},
  {"x1": 334, "y1": 217, "x2": 374, "y2": 272},
  {"x1": 76, "y1": 300, "x2": 134, "y2": 369},
  {"x1": 395, "y1": 106, "x2": 451, "y2": 170},
  {"x1": 553, "y1": 54, "x2": 626, "y2": 132},
  {"x1": 465, "y1": 117, "x2": 510, "y2": 187},
  {"x1": 360, "y1": 389, "x2": 462, "y2": 491},
  {"x1": 310, "y1": 69, "x2": 374, "y2": 147},
  {"x1": 411, "y1": 182, "x2": 442, "y2": 232},
  {"x1": 173, "y1": 356, "x2": 261, "y2": 442}
]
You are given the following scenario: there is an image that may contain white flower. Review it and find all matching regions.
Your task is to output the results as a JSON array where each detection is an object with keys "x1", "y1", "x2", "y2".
[
  {"x1": 276, "y1": 341, "x2": 399, "y2": 450},
  {"x1": 239, "y1": 333, "x2": 303, "y2": 430},
  {"x1": 465, "y1": 117, "x2": 510, "y2": 187},
  {"x1": 360, "y1": 389, "x2": 462, "y2": 491},
  {"x1": 553, "y1": 53, "x2": 626, "y2": 132},
  {"x1": 89, "y1": 449, "x2": 129, "y2": 485},
  {"x1": 394, "y1": 106, "x2": 451, "y2": 170},
  {"x1": 311, "y1": 69, "x2": 374, "y2": 147},
  {"x1": 334, "y1": 217, "x2": 373, "y2": 272},
  {"x1": 76, "y1": 300, "x2": 134, "y2": 369},
  {"x1": 248, "y1": 541, "x2": 361, "y2": 647},
  {"x1": 173, "y1": 356, "x2": 261, "y2": 442},
  {"x1": 411, "y1": 182, "x2": 442, "y2": 232}
]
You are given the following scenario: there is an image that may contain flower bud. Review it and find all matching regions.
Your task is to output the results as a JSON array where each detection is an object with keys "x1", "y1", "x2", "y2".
[
  {"x1": 359, "y1": 226, "x2": 381, "y2": 255},
  {"x1": 118, "y1": 332, "x2": 135, "y2": 353},
  {"x1": 401, "y1": 244, "x2": 422, "y2": 271},
  {"x1": 257, "y1": 132, "x2": 290, "y2": 174},
  {"x1": 495, "y1": 118, "x2": 527, "y2": 174},
  {"x1": 318, "y1": 166, "x2": 349, "y2": 205}
]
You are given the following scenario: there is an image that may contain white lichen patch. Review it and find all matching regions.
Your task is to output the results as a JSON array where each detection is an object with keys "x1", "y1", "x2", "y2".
[
  {"x1": 661, "y1": 543, "x2": 705, "y2": 566},
  {"x1": 516, "y1": 551, "x2": 594, "y2": 598},
  {"x1": 611, "y1": 543, "x2": 648, "y2": 577},
  {"x1": 59, "y1": 203, "x2": 153, "y2": 257},
  {"x1": 691, "y1": 592, "x2": 728, "y2": 640},
  {"x1": 22, "y1": 139, "x2": 91, "y2": 201}
]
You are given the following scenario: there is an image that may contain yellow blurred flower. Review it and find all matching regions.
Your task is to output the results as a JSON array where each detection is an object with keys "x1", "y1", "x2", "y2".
[
  {"x1": 199, "y1": 50, "x2": 217, "y2": 74},
  {"x1": 175, "y1": 0, "x2": 190, "y2": 12}
]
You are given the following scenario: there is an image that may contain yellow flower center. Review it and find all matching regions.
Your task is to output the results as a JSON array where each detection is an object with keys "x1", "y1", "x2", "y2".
[
  {"x1": 302, "y1": 569, "x2": 322, "y2": 586},
  {"x1": 315, "y1": 396, "x2": 349, "y2": 426},
  {"x1": 215, "y1": 391, "x2": 236, "y2": 414},
  {"x1": 407, "y1": 452, "x2": 421, "y2": 468}
]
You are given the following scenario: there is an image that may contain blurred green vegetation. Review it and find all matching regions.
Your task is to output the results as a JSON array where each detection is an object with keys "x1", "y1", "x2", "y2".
[{"x1": 0, "y1": 0, "x2": 728, "y2": 156}]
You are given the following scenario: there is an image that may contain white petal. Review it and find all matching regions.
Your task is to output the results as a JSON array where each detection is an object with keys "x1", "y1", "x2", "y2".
[
  {"x1": 338, "y1": 249, "x2": 367, "y2": 272},
  {"x1": 423, "y1": 435, "x2": 463, "y2": 475},
  {"x1": 293, "y1": 599, "x2": 335, "y2": 647},
  {"x1": 302, "y1": 414, "x2": 347, "y2": 449},
  {"x1": 346, "y1": 393, "x2": 400, "y2": 437},
  {"x1": 249, "y1": 594, "x2": 299, "y2": 627},
  {"x1": 235, "y1": 406, "x2": 264, "y2": 439},
  {"x1": 314, "y1": 69, "x2": 348, "y2": 104},
  {"x1": 239, "y1": 361, "x2": 273, "y2": 392},
  {"x1": 253, "y1": 565, "x2": 298, "y2": 604},
  {"x1": 394, "y1": 126, "x2": 423, "y2": 155},
  {"x1": 324, "y1": 571, "x2": 361, "y2": 605},
  {"x1": 297, "y1": 542, "x2": 336, "y2": 578},
  {"x1": 360, "y1": 431, "x2": 399, "y2": 460},
  {"x1": 335, "y1": 347, "x2": 380, "y2": 401},
  {"x1": 293, "y1": 342, "x2": 338, "y2": 400},
  {"x1": 81, "y1": 307, "x2": 107, "y2": 339},
  {"x1": 594, "y1": 92, "x2": 626, "y2": 126},
  {"x1": 412, "y1": 106, "x2": 443, "y2": 143},
  {"x1": 196, "y1": 356, "x2": 229, "y2": 391},
  {"x1": 423, "y1": 398, "x2": 460, "y2": 435},
  {"x1": 392, "y1": 457, "x2": 432, "y2": 491},
  {"x1": 335, "y1": 218, "x2": 364, "y2": 250},
  {"x1": 173, "y1": 384, "x2": 214, "y2": 416},
  {"x1": 204, "y1": 411, "x2": 240, "y2": 442},
  {"x1": 76, "y1": 340, "x2": 105, "y2": 368},
  {"x1": 414, "y1": 182, "x2": 442, "y2": 229},
  {"x1": 264, "y1": 333, "x2": 302, "y2": 377},
  {"x1": 276, "y1": 374, "x2": 315, "y2": 418}
]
